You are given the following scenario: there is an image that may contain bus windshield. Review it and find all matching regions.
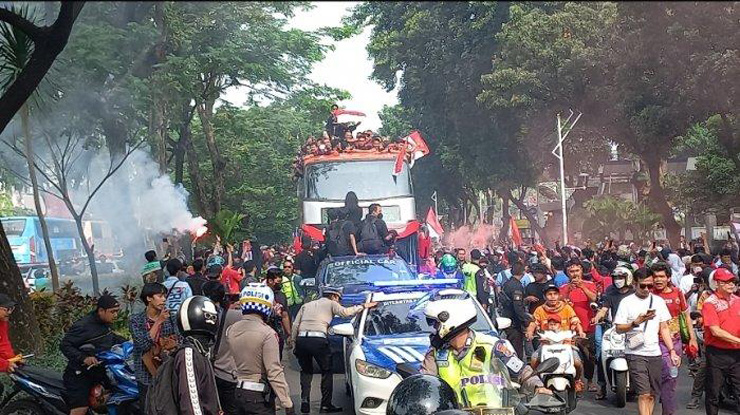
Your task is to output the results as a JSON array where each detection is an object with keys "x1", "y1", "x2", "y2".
[{"x1": 305, "y1": 160, "x2": 412, "y2": 200}]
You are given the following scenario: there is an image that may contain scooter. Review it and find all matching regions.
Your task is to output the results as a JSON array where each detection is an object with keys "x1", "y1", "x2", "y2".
[
  {"x1": 599, "y1": 325, "x2": 629, "y2": 407},
  {"x1": 536, "y1": 330, "x2": 578, "y2": 413},
  {"x1": 0, "y1": 342, "x2": 139, "y2": 415}
]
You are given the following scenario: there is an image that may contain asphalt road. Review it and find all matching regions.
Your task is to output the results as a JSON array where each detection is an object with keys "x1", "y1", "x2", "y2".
[{"x1": 279, "y1": 353, "x2": 714, "y2": 415}]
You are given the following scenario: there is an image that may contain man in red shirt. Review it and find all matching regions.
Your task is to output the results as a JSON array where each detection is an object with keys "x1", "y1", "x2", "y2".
[
  {"x1": 220, "y1": 245, "x2": 243, "y2": 296},
  {"x1": 701, "y1": 268, "x2": 740, "y2": 415},
  {"x1": 561, "y1": 259, "x2": 598, "y2": 393},
  {"x1": 651, "y1": 262, "x2": 698, "y2": 415},
  {"x1": 0, "y1": 294, "x2": 19, "y2": 373}
]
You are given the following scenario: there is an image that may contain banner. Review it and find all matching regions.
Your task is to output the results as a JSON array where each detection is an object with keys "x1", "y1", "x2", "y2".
[
  {"x1": 510, "y1": 216, "x2": 523, "y2": 247},
  {"x1": 393, "y1": 130, "x2": 430, "y2": 176},
  {"x1": 425, "y1": 207, "x2": 444, "y2": 239}
]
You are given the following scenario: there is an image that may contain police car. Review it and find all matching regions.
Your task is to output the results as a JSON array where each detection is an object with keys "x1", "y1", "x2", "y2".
[{"x1": 330, "y1": 287, "x2": 503, "y2": 414}]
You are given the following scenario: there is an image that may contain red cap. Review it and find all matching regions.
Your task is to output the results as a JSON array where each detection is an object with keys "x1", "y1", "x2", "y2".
[{"x1": 713, "y1": 268, "x2": 736, "y2": 282}]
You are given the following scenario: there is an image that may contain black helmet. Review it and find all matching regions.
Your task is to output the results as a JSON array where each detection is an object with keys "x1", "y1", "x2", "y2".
[
  {"x1": 386, "y1": 374, "x2": 459, "y2": 415},
  {"x1": 176, "y1": 295, "x2": 219, "y2": 339}
]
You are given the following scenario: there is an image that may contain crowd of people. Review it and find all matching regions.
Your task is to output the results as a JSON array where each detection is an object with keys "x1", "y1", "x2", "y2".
[
  {"x1": 428, "y1": 239, "x2": 739, "y2": 415},
  {"x1": 0, "y1": 219, "x2": 738, "y2": 415}
]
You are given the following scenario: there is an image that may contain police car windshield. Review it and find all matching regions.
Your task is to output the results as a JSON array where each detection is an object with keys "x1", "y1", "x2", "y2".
[
  {"x1": 325, "y1": 258, "x2": 414, "y2": 289},
  {"x1": 363, "y1": 296, "x2": 492, "y2": 336}
]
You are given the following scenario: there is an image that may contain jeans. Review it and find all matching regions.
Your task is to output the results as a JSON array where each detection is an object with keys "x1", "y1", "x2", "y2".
[
  {"x1": 659, "y1": 338, "x2": 682, "y2": 415},
  {"x1": 594, "y1": 324, "x2": 607, "y2": 390}
]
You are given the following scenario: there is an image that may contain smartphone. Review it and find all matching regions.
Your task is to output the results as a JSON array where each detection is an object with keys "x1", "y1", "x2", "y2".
[{"x1": 647, "y1": 308, "x2": 656, "y2": 314}]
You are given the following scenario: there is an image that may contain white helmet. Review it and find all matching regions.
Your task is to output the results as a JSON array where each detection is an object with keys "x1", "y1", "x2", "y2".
[
  {"x1": 424, "y1": 289, "x2": 477, "y2": 347},
  {"x1": 612, "y1": 266, "x2": 634, "y2": 286},
  {"x1": 240, "y1": 283, "x2": 274, "y2": 318}
]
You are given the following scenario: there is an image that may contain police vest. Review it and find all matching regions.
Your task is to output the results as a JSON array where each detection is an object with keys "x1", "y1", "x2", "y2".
[
  {"x1": 435, "y1": 332, "x2": 504, "y2": 408},
  {"x1": 281, "y1": 276, "x2": 303, "y2": 307},
  {"x1": 462, "y1": 263, "x2": 480, "y2": 296}
]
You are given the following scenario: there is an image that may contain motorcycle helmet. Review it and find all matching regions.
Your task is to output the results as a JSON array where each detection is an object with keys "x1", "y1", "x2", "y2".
[
  {"x1": 611, "y1": 266, "x2": 634, "y2": 287},
  {"x1": 386, "y1": 374, "x2": 459, "y2": 415},
  {"x1": 439, "y1": 254, "x2": 458, "y2": 275},
  {"x1": 240, "y1": 283, "x2": 274, "y2": 318},
  {"x1": 424, "y1": 289, "x2": 477, "y2": 347},
  {"x1": 177, "y1": 295, "x2": 219, "y2": 339}
]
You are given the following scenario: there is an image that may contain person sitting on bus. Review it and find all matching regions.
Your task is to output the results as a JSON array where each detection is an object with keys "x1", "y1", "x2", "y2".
[{"x1": 343, "y1": 130, "x2": 357, "y2": 150}]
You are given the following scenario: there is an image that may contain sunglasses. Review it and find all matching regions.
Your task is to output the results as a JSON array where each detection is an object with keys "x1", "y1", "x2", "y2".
[{"x1": 639, "y1": 283, "x2": 654, "y2": 290}]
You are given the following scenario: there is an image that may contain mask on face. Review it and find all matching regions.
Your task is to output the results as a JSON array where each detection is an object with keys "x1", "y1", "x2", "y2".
[{"x1": 614, "y1": 279, "x2": 626, "y2": 289}]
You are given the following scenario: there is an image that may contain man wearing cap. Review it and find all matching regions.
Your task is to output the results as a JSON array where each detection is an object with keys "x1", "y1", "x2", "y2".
[
  {"x1": 0, "y1": 294, "x2": 20, "y2": 373},
  {"x1": 701, "y1": 267, "x2": 740, "y2": 415},
  {"x1": 291, "y1": 287, "x2": 377, "y2": 413},
  {"x1": 61, "y1": 295, "x2": 126, "y2": 415}
]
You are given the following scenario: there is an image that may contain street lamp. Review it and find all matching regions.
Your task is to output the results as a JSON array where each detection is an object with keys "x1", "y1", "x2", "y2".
[{"x1": 551, "y1": 110, "x2": 582, "y2": 246}]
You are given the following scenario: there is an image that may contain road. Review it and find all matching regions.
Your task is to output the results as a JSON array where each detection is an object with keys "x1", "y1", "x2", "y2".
[{"x1": 280, "y1": 354, "x2": 712, "y2": 415}]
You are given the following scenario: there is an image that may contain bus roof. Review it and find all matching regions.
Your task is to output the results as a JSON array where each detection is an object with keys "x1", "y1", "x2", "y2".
[{"x1": 302, "y1": 150, "x2": 402, "y2": 166}]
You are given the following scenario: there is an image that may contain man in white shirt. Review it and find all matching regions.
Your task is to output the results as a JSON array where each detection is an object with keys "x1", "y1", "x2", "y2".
[{"x1": 614, "y1": 268, "x2": 681, "y2": 415}]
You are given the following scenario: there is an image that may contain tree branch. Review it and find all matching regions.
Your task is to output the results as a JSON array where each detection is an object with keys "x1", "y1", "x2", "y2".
[
  {"x1": 79, "y1": 139, "x2": 144, "y2": 216},
  {"x1": 0, "y1": 7, "x2": 43, "y2": 42}
]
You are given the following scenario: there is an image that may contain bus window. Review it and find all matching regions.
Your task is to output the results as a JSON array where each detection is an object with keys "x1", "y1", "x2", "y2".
[{"x1": 1, "y1": 219, "x2": 27, "y2": 237}]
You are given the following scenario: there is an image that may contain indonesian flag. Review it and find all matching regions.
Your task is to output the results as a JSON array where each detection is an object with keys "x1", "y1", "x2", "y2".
[
  {"x1": 332, "y1": 109, "x2": 366, "y2": 125},
  {"x1": 425, "y1": 207, "x2": 444, "y2": 239},
  {"x1": 292, "y1": 232, "x2": 302, "y2": 255},
  {"x1": 510, "y1": 217, "x2": 524, "y2": 247},
  {"x1": 393, "y1": 130, "x2": 430, "y2": 176}
]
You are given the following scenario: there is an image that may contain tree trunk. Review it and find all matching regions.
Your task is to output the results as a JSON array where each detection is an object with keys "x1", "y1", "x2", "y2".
[
  {"x1": 21, "y1": 105, "x2": 60, "y2": 292},
  {"x1": 196, "y1": 99, "x2": 225, "y2": 214},
  {"x1": 645, "y1": 157, "x2": 682, "y2": 247},
  {"x1": 0, "y1": 3, "x2": 85, "y2": 134},
  {"x1": 184, "y1": 134, "x2": 214, "y2": 219},
  {"x1": 506, "y1": 188, "x2": 552, "y2": 247},
  {"x1": 73, "y1": 213, "x2": 100, "y2": 295},
  {"x1": 497, "y1": 192, "x2": 511, "y2": 244},
  {"x1": 0, "y1": 220, "x2": 42, "y2": 354}
]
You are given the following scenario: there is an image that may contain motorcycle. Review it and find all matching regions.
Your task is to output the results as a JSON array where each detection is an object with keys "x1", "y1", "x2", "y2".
[
  {"x1": 535, "y1": 330, "x2": 578, "y2": 413},
  {"x1": 599, "y1": 325, "x2": 629, "y2": 407},
  {"x1": 0, "y1": 342, "x2": 139, "y2": 415},
  {"x1": 396, "y1": 357, "x2": 567, "y2": 415}
]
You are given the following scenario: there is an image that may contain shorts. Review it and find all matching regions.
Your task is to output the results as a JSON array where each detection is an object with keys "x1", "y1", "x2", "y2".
[
  {"x1": 531, "y1": 345, "x2": 582, "y2": 364},
  {"x1": 626, "y1": 354, "x2": 662, "y2": 396},
  {"x1": 62, "y1": 366, "x2": 107, "y2": 409}
]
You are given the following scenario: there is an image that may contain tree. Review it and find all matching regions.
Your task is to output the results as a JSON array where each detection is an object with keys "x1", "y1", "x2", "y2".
[
  {"x1": 1, "y1": 5, "x2": 63, "y2": 291},
  {"x1": 593, "y1": 2, "x2": 738, "y2": 245},
  {"x1": 4, "y1": 127, "x2": 144, "y2": 296}
]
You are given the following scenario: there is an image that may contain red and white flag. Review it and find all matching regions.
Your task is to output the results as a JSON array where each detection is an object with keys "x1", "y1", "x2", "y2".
[
  {"x1": 332, "y1": 109, "x2": 366, "y2": 124},
  {"x1": 425, "y1": 207, "x2": 445, "y2": 239},
  {"x1": 393, "y1": 130, "x2": 430, "y2": 176}
]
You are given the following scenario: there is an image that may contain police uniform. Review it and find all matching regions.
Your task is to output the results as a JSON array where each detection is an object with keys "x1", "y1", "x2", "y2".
[
  {"x1": 291, "y1": 297, "x2": 366, "y2": 409},
  {"x1": 499, "y1": 276, "x2": 530, "y2": 358},
  {"x1": 225, "y1": 314, "x2": 294, "y2": 415},
  {"x1": 421, "y1": 331, "x2": 543, "y2": 406}
]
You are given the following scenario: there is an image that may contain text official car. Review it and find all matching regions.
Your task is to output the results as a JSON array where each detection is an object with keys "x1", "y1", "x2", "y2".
[{"x1": 330, "y1": 287, "x2": 500, "y2": 415}]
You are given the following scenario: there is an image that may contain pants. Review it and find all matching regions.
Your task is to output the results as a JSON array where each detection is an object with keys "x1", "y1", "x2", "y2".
[
  {"x1": 576, "y1": 333, "x2": 596, "y2": 381},
  {"x1": 234, "y1": 389, "x2": 274, "y2": 415},
  {"x1": 505, "y1": 327, "x2": 525, "y2": 359},
  {"x1": 137, "y1": 382, "x2": 148, "y2": 411},
  {"x1": 705, "y1": 345, "x2": 740, "y2": 415},
  {"x1": 295, "y1": 336, "x2": 333, "y2": 407},
  {"x1": 216, "y1": 376, "x2": 237, "y2": 414},
  {"x1": 691, "y1": 356, "x2": 706, "y2": 398},
  {"x1": 659, "y1": 339, "x2": 682, "y2": 415}
]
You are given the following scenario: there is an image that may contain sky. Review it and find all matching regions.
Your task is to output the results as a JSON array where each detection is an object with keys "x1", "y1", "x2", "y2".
[{"x1": 221, "y1": 1, "x2": 399, "y2": 131}]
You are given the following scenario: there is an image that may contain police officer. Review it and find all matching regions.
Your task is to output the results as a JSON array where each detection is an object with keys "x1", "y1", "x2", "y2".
[
  {"x1": 420, "y1": 289, "x2": 550, "y2": 407},
  {"x1": 499, "y1": 261, "x2": 530, "y2": 358},
  {"x1": 291, "y1": 287, "x2": 377, "y2": 413},
  {"x1": 225, "y1": 283, "x2": 295, "y2": 415}
]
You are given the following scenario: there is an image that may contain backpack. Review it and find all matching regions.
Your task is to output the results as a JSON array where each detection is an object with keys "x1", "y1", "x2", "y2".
[
  {"x1": 360, "y1": 217, "x2": 383, "y2": 253},
  {"x1": 327, "y1": 220, "x2": 350, "y2": 256},
  {"x1": 145, "y1": 346, "x2": 183, "y2": 415}
]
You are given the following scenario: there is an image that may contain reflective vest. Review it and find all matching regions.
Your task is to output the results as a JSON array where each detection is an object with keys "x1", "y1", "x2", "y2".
[
  {"x1": 436, "y1": 332, "x2": 504, "y2": 408},
  {"x1": 281, "y1": 275, "x2": 303, "y2": 307},
  {"x1": 462, "y1": 263, "x2": 480, "y2": 296}
]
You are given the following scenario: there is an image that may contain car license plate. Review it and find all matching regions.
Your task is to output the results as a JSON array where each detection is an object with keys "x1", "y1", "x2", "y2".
[{"x1": 465, "y1": 408, "x2": 515, "y2": 415}]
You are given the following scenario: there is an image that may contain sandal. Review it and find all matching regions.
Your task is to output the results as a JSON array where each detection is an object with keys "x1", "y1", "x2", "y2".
[
  {"x1": 575, "y1": 380, "x2": 584, "y2": 393},
  {"x1": 595, "y1": 390, "x2": 607, "y2": 400},
  {"x1": 588, "y1": 382, "x2": 599, "y2": 392}
]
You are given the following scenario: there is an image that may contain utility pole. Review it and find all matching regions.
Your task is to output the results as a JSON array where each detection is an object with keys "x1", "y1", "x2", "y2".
[{"x1": 551, "y1": 110, "x2": 582, "y2": 246}]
